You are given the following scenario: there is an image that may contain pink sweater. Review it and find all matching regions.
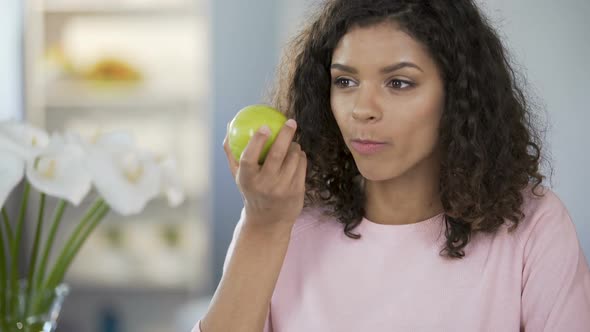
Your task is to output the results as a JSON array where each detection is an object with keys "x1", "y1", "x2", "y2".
[{"x1": 194, "y1": 188, "x2": 590, "y2": 331}]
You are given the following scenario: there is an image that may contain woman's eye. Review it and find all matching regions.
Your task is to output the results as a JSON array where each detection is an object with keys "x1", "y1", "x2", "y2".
[
  {"x1": 388, "y1": 79, "x2": 414, "y2": 89},
  {"x1": 333, "y1": 78, "x2": 357, "y2": 88}
]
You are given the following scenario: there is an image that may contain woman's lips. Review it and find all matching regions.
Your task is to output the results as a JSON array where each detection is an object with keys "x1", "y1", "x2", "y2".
[{"x1": 349, "y1": 139, "x2": 388, "y2": 155}]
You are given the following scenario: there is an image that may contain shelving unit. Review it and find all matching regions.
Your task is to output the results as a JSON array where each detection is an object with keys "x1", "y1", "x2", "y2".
[{"x1": 23, "y1": 0, "x2": 211, "y2": 330}]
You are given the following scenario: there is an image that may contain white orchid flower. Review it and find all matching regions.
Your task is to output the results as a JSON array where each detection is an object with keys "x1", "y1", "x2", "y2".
[
  {"x1": 158, "y1": 156, "x2": 185, "y2": 207},
  {"x1": 93, "y1": 130, "x2": 135, "y2": 148},
  {"x1": 85, "y1": 132, "x2": 161, "y2": 216},
  {"x1": 0, "y1": 151, "x2": 24, "y2": 207},
  {"x1": 26, "y1": 134, "x2": 92, "y2": 205},
  {"x1": 0, "y1": 121, "x2": 50, "y2": 161},
  {"x1": 0, "y1": 121, "x2": 49, "y2": 207}
]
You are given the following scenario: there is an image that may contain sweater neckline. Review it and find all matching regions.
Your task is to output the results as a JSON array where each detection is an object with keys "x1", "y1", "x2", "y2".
[{"x1": 358, "y1": 212, "x2": 445, "y2": 234}]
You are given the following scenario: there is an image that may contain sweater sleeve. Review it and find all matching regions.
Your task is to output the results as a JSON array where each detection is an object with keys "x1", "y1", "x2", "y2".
[
  {"x1": 192, "y1": 209, "x2": 273, "y2": 332},
  {"x1": 520, "y1": 192, "x2": 590, "y2": 332}
]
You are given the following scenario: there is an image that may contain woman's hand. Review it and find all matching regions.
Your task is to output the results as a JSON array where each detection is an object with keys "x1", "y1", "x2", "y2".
[{"x1": 223, "y1": 119, "x2": 307, "y2": 229}]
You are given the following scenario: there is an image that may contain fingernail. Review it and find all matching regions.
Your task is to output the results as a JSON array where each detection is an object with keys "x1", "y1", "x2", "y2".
[
  {"x1": 258, "y1": 125, "x2": 271, "y2": 135},
  {"x1": 285, "y1": 119, "x2": 297, "y2": 128}
]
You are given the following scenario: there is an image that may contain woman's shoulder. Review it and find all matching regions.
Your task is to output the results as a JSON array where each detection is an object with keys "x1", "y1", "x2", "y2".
[
  {"x1": 522, "y1": 182, "x2": 562, "y2": 204},
  {"x1": 514, "y1": 184, "x2": 577, "y2": 249},
  {"x1": 519, "y1": 185, "x2": 570, "y2": 226}
]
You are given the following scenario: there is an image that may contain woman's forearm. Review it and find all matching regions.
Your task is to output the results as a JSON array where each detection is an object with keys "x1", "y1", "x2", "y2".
[{"x1": 200, "y1": 219, "x2": 293, "y2": 332}]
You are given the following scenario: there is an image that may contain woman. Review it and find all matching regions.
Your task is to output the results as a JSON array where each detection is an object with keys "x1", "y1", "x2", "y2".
[{"x1": 196, "y1": 0, "x2": 590, "y2": 331}]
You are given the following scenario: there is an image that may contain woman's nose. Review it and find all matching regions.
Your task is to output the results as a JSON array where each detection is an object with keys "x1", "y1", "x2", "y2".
[{"x1": 351, "y1": 85, "x2": 382, "y2": 122}]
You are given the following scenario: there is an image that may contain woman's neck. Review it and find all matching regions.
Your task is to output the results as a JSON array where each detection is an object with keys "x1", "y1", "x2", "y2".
[{"x1": 363, "y1": 156, "x2": 443, "y2": 226}]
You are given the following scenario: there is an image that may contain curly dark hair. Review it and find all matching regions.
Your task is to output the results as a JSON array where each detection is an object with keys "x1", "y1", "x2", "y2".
[{"x1": 269, "y1": 0, "x2": 548, "y2": 258}]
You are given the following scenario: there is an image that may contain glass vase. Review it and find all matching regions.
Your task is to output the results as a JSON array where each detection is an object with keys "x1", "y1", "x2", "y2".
[{"x1": 1, "y1": 281, "x2": 69, "y2": 332}]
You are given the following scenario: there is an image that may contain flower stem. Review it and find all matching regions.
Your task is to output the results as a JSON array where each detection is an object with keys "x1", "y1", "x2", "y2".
[
  {"x1": 1, "y1": 207, "x2": 13, "y2": 330},
  {"x1": 10, "y1": 181, "x2": 30, "y2": 317},
  {"x1": 35, "y1": 199, "x2": 67, "y2": 290},
  {"x1": 33, "y1": 201, "x2": 109, "y2": 319},
  {"x1": 43, "y1": 198, "x2": 104, "y2": 291},
  {"x1": 23, "y1": 192, "x2": 46, "y2": 320},
  {"x1": 2, "y1": 207, "x2": 14, "y2": 249},
  {"x1": 0, "y1": 214, "x2": 9, "y2": 331},
  {"x1": 49, "y1": 203, "x2": 110, "y2": 289}
]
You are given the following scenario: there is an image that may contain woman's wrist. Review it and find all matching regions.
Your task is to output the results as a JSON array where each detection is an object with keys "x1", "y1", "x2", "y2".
[{"x1": 241, "y1": 216, "x2": 294, "y2": 242}]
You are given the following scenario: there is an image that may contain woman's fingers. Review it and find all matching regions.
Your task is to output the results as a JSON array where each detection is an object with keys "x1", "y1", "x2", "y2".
[
  {"x1": 260, "y1": 119, "x2": 297, "y2": 175},
  {"x1": 238, "y1": 125, "x2": 271, "y2": 179},
  {"x1": 279, "y1": 142, "x2": 302, "y2": 181},
  {"x1": 227, "y1": 118, "x2": 306, "y2": 197}
]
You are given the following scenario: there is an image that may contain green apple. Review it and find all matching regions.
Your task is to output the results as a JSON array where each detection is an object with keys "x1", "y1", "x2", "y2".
[{"x1": 228, "y1": 104, "x2": 288, "y2": 164}]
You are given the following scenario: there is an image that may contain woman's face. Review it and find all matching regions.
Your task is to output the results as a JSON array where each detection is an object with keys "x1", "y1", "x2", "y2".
[{"x1": 330, "y1": 22, "x2": 445, "y2": 182}]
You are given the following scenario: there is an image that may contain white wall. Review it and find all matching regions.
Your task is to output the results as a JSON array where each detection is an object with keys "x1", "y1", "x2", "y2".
[
  {"x1": 0, "y1": 0, "x2": 23, "y2": 121},
  {"x1": 275, "y1": 0, "x2": 590, "y2": 258},
  {"x1": 211, "y1": 0, "x2": 280, "y2": 286},
  {"x1": 276, "y1": 0, "x2": 317, "y2": 49},
  {"x1": 479, "y1": 0, "x2": 590, "y2": 258}
]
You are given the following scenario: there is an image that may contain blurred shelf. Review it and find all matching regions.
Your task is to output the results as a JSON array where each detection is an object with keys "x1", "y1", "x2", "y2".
[
  {"x1": 42, "y1": 2, "x2": 202, "y2": 16},
  {"x1": 64, "y1": 266, "x2": 210, "y2": 293},
  {"x1": 44, "y1": 79, "x2": 203, "y2": 110},
  {"x1": 63, "y1": 283, "x2": 203, "y2": 295}
]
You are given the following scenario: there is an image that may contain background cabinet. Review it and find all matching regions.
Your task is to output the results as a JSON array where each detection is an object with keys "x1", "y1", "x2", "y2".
[{"x1": 23, "y1": 0, "x2": 212, "y2": 331}]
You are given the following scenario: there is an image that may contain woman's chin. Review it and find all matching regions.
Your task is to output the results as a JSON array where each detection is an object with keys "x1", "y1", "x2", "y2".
[{"x1": 356, "y1": 163, "x2": 404, "y2": 182}]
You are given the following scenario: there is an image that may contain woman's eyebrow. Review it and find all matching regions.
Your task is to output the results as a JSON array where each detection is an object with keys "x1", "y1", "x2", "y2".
[
  {"x1": 379, "y1": 61, "x2": 423, "y2": 73},
  {"x1": 330, "y1": 63, "x2": 358, "y2": 74},
  {"x1": 330, "y1": 61, "x2": 424, "y2": 74}
]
